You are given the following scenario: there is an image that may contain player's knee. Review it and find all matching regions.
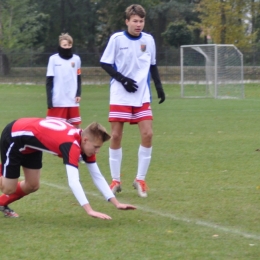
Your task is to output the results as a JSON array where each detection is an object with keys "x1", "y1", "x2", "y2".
[
  {"x1": 29, "y1": 184, "x2": 40, "y2": 193},
  {"x1": 142, "y1": 129, "x2": 153, "y2": 141},
  {"x1": 111, "y1": 132, "x2": 123, "y2": 143},
  {"x1": 25, "y1": 183, "x2": 40, "y2": 193}
]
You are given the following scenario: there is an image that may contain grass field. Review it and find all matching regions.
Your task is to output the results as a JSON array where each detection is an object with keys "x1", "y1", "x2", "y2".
[{"x1": 1, "y1": 83, "x2": 260, "y2": 259}]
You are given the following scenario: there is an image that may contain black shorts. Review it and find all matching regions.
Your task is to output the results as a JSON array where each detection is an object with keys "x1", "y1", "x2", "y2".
[{"x1": 0, "y1": 120, "x2": 42, "y2": 179}]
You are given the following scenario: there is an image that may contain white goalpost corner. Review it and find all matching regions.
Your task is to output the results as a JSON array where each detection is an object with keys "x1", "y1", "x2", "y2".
[{"x1": 180, "y1": 44, "x2": 244, "y2": 99}]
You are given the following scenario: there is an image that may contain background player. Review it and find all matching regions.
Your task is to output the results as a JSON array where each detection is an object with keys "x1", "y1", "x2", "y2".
[
  {"x1": 0, "y1": 118, "x2": 136, "y2": 218},
  {"x1": 100, "y1": 4, "x2": 165, "y2": 198},
  {"x1": 46, "y1": 33, "x2": 82, "y2": 128}
]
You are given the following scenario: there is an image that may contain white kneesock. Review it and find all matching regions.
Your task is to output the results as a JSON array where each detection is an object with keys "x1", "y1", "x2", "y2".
[
  {"x1": 136, "y1": 145, "x2": 152, "y2": 181},
  {"x1": 109, "y1": 147, "x2": 122, "y2": 182}
]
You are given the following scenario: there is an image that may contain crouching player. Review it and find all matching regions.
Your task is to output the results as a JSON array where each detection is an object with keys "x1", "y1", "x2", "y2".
[{"x1": 0, "y1": 118, "x2": 136, "y2": 218}]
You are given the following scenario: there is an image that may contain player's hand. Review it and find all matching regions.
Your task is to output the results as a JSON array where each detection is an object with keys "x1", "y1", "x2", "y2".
[
  {"x1": 87, "y1": 209, "x2": 112, "y2": 220},
  {"x1": 75, "y1": 97, "x2": 81, "y2": 103},
  {"x1": 156, "y1": 87, "x2": 165, "y2": 104},
  {"x1": 116, "y1": 203, "x2": 137, "y2": 210},
  {"x1": 83, "y1": 204, "x2": 112, "y2": 219},
  {"x1": 120, "y1": 77, "x2": 138, "y2": 93}
]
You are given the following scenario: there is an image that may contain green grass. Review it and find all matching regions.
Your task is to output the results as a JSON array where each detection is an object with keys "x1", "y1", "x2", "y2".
[
  {"x1": 182, "y1": 83, "x2": 244, "y2": 99},
  {"x1": 1, "y1": 83, "x2": 260, "y2": 259}
]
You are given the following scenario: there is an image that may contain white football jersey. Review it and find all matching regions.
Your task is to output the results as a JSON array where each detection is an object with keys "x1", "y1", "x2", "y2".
[
  {"x1": 100, "y1": 31, "x2": 156, "y2": 106},
  {"x1": 46, "y1": 54, "x2": 81, "y2": 107}
]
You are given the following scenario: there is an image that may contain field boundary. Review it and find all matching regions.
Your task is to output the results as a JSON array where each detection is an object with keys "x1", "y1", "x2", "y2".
[{"x1": 1, "y1": 66, "x2": 260, "y2": 84}]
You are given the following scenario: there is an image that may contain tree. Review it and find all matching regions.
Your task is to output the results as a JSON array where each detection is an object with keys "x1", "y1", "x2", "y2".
[
  {"x1": 32, "y1": 0, "x2": 99, "y2": 54},
  {"x1": 0, "y1": 0, "x2": 49, "y2": 51},
  {"x1": 94, "y1": 0, "x2": 160, "y2": 49},
  {"x1": 162, "y1": 21, "x2": 192, "y2": 48},
  {"x1": 196, "y1": 0, "x2": 256, "y2": 48},
  {"x1": 0, "y1": 0, "x2": 49, "y2": 72},
  {"x1": 146, "y1": 0, "x2": 201, "y2": 51},
  {"x1": 250, "y1": 0, "x2": 260, "y2": 49}
]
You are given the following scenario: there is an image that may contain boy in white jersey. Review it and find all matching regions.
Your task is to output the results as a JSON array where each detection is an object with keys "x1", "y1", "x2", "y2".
[
  {"x1": 100, "y1": 4, "x2": 165, "y2": 198},
  {"x1": 46, "y1": 33, "x2": 82, "y2": 128}
]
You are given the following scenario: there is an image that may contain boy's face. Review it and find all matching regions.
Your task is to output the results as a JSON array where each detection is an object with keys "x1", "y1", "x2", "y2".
[
  {"x1": 81, "y1": 136, "x2": 102, "y2": 157},
  {"x1": 60, "y1": 40, "x2": 72, "y2": 49},
  {"x1": 126, "y1": 15, "x2": 145, "y2": 36}
]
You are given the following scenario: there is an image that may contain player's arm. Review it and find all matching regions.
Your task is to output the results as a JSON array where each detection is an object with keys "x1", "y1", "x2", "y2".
[
  {"x1": 75, "y1": 59, "x2": 81, "y2": 103},
  {"x1": 65, "y1": 164, "x2": 112, "y2": 219},
  {"x1": 46, "y1": 76, "x2": 54, "y2": 108},
  {"x1": 100, "y1": 36, "x2": 137, "y2": 93},
  {"x1": 46, "y1": 56, "x2": 55, "y2": 109},
  {"x1": 75, "y1": 74, "x2": 81, "y2": 103},
  {"x1": 76, "y1": 75, "x2": 81, "y2": 97},
  {"x1": 150, "y1": 64, "x2": 165, "y2": 104},
  {"x1": 86, "y1": 162, "x2": 136, "y2": 210},
  {"x1": 100, "y1": 62, "x2": 138, "y2": 93}
]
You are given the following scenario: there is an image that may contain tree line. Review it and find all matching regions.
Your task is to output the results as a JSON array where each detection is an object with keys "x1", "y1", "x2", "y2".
[{"x1": 0, "y1": 0, "x2": 260, "y2": 69}]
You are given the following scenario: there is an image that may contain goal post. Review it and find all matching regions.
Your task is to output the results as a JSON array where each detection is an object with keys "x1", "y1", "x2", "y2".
[{"x1": 180, "y1": 44, "x2": 244, "y2": 99}]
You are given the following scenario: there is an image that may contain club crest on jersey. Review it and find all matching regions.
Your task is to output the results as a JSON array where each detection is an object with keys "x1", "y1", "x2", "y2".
[
  {"x1": 71, "y1": 62, "x2": 75, "y2": 68},
  {"x1": 141, "y1": 44, "x2": 146, "y2": 52}
]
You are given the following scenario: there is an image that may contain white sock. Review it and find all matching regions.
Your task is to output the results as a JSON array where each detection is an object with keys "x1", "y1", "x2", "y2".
[
  {"x1": 136, "y1": 145, "x2": 152, "y2": 181},
  {"x1": 109, "y1": 147, "x2": 122, "y2": 182}
]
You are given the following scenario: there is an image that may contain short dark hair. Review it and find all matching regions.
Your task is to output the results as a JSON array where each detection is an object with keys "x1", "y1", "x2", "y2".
[{"x1": 125, "y1": 4, "x2": 146, "y2": 20}]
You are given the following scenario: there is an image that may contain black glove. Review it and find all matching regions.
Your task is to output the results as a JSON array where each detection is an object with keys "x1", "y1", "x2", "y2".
[
  {"x1": 156, "y1": 87, "x2": 165, "y2": 104},
  {"x1": 119, "y1": 76, "x2": 138, "y2": 93},
  {"x1": 113, "y1": 72, "x2": 138, "y2": 93}
]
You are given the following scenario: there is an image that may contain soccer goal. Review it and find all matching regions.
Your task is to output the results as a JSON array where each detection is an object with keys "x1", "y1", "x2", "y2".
[{"x1": 180, "y1": 44, "x2": 244, "y2": 99}]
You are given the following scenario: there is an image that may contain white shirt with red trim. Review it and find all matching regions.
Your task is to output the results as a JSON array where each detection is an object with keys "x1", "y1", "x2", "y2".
[
  {"x1": 100, "y1": 31, "x2": 156, "y2": 107},
  {"x1": 46, "y1": 54, "x2": 81, "y2": 107}
]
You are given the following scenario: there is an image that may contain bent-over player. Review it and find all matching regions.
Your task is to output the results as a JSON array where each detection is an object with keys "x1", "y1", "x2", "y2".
[{"x1": 0, "y1": 118, "x2": 136, "y2": 218}]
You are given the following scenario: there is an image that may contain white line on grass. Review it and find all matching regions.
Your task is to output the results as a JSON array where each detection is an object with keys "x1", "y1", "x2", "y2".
[
  {"x1": 40, "y1": 180, "x2": 260, "y2": 241},
  {"x1": 137, "y1": 206, "x2": 260, "y2": 241}
]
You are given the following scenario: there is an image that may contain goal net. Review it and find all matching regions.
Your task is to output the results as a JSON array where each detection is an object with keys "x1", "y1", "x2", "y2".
[{"x1": 180, "y1": 44, "x2": 244, "y2": 99}]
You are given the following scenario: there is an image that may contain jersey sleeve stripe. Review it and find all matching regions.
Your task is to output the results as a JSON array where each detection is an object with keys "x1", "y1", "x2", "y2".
[{"x1": 12, "y1": 131, "x2": 34, "y2": 137}]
